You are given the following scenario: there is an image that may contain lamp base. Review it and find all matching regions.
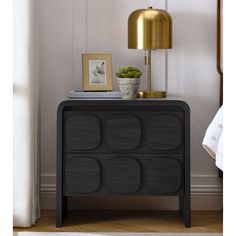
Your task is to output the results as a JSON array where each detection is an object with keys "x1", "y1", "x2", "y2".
[{"x1": 137, "y1": 91, "x2": 166, "y2": 98}]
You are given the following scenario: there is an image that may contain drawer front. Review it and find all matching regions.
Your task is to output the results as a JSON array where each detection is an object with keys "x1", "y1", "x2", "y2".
[
  {"x1": 63, "y1": 154, "x2": 183, "y2": 196},
  {"x1": 63, "y1": 111, "x2": 184, "y2": 154}
]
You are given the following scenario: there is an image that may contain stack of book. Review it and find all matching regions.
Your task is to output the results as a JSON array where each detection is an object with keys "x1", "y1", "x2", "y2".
[{"x1": 69, "y1": 90, "x2": 121, "y2": 99}]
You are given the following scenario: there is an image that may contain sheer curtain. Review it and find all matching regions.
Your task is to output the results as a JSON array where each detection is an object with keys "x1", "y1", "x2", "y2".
[{"x1": 13, "y1": 0, "x2": 40, "y2": 227}]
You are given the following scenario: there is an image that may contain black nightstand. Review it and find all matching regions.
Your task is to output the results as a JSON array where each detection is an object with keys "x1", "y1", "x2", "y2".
[{"x1": 56, "y1": 99, "x2": 191, "y2": 227}]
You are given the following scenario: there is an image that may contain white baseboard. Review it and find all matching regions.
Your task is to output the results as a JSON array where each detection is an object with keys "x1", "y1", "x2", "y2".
[{"x1": 41, "y1": 174, "x2": 223, "y2": 210}]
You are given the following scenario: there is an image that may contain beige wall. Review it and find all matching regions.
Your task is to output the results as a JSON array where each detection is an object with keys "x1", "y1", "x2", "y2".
[{"x1": 38, "y1": 0, "x2": 222, "y2": 209}]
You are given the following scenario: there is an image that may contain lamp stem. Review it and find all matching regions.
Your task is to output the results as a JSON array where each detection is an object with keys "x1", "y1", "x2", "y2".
[{"x1": 147, "y1": 49, "x2": 152, "y2": 92}]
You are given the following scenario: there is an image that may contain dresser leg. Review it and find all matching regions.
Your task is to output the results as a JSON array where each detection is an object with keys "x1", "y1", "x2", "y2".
[
  {"x1": 56, "y1": 196, "x2": 68, "y2": 227},
  {"x1": 179, "y1": 195, "x2": 191, "y2": 227}
]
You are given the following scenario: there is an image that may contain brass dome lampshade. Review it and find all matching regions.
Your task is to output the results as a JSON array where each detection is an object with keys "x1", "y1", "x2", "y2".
[{"x1": 128, "y1": 6, "x2": 172, "y2": 98}]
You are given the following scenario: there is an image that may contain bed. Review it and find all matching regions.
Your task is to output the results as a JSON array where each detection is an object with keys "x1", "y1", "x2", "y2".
[
  {"x1": 202, "y1": 0, "x2": 223, "y2": 172},
  {"x1": 203, "y1": 105, "x2": 223, "y2": 171}
]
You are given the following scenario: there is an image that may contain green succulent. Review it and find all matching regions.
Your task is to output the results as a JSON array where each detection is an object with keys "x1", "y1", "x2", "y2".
[{"x1": 115, "y1": 66, "x2": 142, "y2": 78}]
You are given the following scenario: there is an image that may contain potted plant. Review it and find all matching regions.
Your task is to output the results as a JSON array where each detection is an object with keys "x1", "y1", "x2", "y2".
[{"x1": 115, "y1": 66, "x2": 142, "y2": 99}]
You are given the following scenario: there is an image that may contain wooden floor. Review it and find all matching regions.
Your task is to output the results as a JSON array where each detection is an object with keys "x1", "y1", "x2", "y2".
[{"x1": 14, "y1": 210, "x2": 222, "y2": 233}]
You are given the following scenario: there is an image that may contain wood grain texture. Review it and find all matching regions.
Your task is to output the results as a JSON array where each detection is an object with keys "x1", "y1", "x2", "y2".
[
  {"x1": 147, "y1": 158, "x2": 182, "y2": 194},
  {"x1": 61, "y1": 153, "x2": 184, "y2": 197},
  {"x1": 65, "y1": 157, "x2": 100, "y2": 194},
  {"x1": 217, "y1": 0, "x2": 223, "y2": 179},
  {"x1": 105, "y1": 157, "x2": 141, "y2": 194},
  {"x1": 65, "y1": 114, "x2": 100, "y2": 151},
  {"x1": 14, "y1": 210, "x2": 222, "y2": 233},
  {"x1": 217, "y1": 0, "x2": 223, "y2": 106},
  {"x1": 147, "y1": 115, "x2": 182, "y2": 151},
  {"x1": 106, "y1": 115, "x2": 141, "y2": 150}
]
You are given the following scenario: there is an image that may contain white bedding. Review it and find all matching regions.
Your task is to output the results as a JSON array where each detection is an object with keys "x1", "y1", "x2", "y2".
[{"x1": 202, "y1": 106, "x2": 223, "y2": 171}]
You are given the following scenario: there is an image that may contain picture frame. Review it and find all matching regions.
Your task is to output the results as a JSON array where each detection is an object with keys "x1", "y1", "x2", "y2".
[{"x1": 82, "y1": 53, "x2": 113, "y2": 91}]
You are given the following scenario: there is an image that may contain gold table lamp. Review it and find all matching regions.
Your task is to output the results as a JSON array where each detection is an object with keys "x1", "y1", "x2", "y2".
[{"x1": 128, "y1": 6, "x2": 172, "y2": 98}]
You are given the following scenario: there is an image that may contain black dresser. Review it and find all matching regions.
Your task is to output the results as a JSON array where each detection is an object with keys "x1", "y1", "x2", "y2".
[{"x1": 56, "y1": 99, "x2": 191, "y2": 227}]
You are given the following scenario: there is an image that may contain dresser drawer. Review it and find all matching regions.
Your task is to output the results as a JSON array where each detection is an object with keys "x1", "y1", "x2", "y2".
[
  {"x1": 63, "y1": 154, "x2": 183, "y2": 196},
  {"x1": 63, "y1": 111, "x2": 184, "y2": 154}
]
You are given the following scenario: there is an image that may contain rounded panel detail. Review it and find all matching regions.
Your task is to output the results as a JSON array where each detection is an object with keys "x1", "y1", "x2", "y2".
[
  {"x1": 65, "y1": 115, "x2": 100, "y2": 150},
  {"x1": 65, "y1": 157, "x2": 100, "y2": 194},
  {"x1": 105, "y1": 157, "x2": 141, "y2": 193},
  {"x1": 147, "y1": 157, "x2": 181, "y2": 194},
  {"x1": 147, "y1": 115, "x2": 182, "y2": 151},
  {"x1": 106, "y1": 115, "x2": 141, "y2": 150}
]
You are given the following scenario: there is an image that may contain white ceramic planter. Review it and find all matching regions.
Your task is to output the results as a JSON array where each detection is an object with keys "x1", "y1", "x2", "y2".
[{"x1": 117, "y1": 77, "x2": 140, "y2": 100}]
